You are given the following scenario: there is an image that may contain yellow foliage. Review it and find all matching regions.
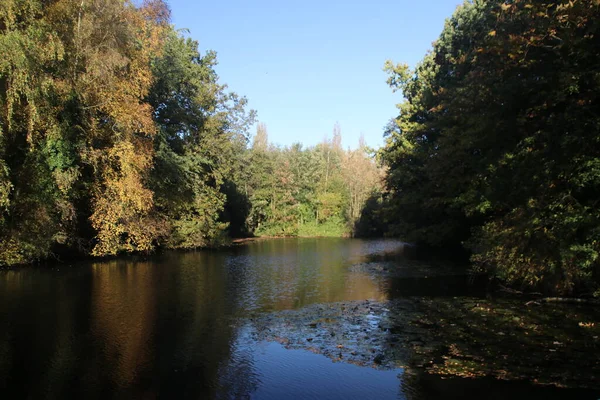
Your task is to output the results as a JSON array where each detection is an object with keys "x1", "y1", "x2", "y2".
[{"x1": 90, "y1": 140, "x2": 161, "y2": 255}]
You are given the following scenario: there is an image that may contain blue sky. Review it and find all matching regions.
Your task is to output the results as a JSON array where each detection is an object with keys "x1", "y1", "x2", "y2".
[{"x1": 167, "y1": 0, "x2": 463, "y2": 149}]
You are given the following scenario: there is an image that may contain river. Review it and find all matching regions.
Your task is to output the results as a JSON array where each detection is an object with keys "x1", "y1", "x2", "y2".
[{"x1": 0, "y1": 238, "x2": 598, "y2": 399}]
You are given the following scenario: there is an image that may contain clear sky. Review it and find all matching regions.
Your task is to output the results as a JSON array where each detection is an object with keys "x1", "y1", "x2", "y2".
[{"x1": 167, "y1": 0, "x2": 463, "y2": 149}]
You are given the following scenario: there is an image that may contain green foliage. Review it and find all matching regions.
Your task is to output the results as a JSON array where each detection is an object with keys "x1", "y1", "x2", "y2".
[
  {"x1": 147, "y1": 29, "x2": 255, "y2": 249},
  {"x1": 380, "y1": 0, "x2": 600, "y2": 294},
  {"x1": 235, "y1": 124, "x2": 383, "y2": 238},
  {"x1": 0, "y1": 0, "x2": 382, "y2": 265},
  {"x1": 298, "y1": 217, "x2": 348, "y2": 238},
  {"x1": 0, "y1": 0, "x2": 254, "y2": 264},
  {"x1": 354, "y1": 194, "x2": 388, "y2": 238}
]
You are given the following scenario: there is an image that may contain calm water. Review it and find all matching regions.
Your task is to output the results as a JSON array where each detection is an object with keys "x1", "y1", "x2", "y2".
[{"x1": 0, "y1": 238, "x2": 596, "y2": 399}]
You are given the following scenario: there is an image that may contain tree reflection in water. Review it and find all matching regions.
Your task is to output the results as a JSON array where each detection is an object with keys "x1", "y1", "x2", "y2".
[{"x1": 0, "y1": 239, "x2": 598, "y2": 399}]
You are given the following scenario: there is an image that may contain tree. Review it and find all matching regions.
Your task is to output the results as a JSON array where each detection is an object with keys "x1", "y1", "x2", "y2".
[
  {"x1": 380, "y1": 0, "x2": 600, "y2": 295},
  {"x1": 0, "y1": 0, "x2": 170, "y2": 262},
  {"x1": 342, "y1": 135, "x2": 384, "y2": 228},
  {"x1": 0, "y1": 0, "x2": 255, "y2": 264},
  {"x1": 148, "y1": 28, "x2": 255, "y2": 249}
]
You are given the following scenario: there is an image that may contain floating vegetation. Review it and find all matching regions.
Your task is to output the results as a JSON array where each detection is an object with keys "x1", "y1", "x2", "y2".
[{"x1": 248, "y1": 297, "x2": 600, "y2": 389}]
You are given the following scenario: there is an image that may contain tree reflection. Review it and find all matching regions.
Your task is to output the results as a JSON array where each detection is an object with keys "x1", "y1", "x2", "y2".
[
  {"x1": 0, "y1": 254, "x2": 258, "y2": 399},
  {"x1": 91, "y1": 260, "x2": 157, "y2": 388},
  {"x1": 235, "y1": 238, "x2": 388, "y2": 312}
]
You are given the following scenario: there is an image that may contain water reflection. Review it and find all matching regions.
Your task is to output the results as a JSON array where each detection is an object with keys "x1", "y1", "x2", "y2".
[
  {"x1": 224, "y1": 238, "x2": 390, "y2": 311},
  {"x1": 0, "y1": 238, "x2": 597, "y2": 399},
  {"x1": 91, "y1": 261, "x2": 156, "y2": 386},
  {"x1": 0, "y1": 239, "x2": 400, "y2": 398}
]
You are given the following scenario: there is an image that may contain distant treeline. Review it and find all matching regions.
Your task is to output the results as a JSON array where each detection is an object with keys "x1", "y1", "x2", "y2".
[
  {"x1": 0, "y1": 0, "x2": 383, "y2": 266},
  {"x1": 376, "y1": 0, "x2": 600, "y2": 295},
  {"x1": 233, "y1": 123, "x2": 383, "y2": 239}
]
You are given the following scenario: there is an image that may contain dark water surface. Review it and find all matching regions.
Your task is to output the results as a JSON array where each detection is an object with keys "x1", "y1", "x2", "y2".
[{"x1": 0, "y1": 238, "x2": 597, "y2": 399}]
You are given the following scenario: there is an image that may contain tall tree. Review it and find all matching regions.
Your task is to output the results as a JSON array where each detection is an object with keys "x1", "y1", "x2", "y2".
[
  {"x1": 381, "y1": 0, "x2": 600, "y2": 294},
  {"x1": 0, "y1": 0, "x2": 170, "y2": 262},
  {"x1": 342, "y1": 135, "x2": 384, "y2": 227},
  {"x1": 0, "y1": 0, "x2": 256, "y2": 265},
  {"x1": 148, "y1": 28, "x2": 255, "y2": 248}
]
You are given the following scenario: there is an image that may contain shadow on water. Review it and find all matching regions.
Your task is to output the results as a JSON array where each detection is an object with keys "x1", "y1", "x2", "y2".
[
  {"x1": 355, "y1": 241, "x2": 486, "y2": 298},
  {"x1": 0, "y1": 238, "x2": 598, "y2": 399},
  {"x1": 399, "y1": 373, "x2": 599, "y2": 400},
  {"x1": 376, "y1": 244, "x2": 600, "y2": 397},
  {"x1": 381, "y1": 296, "x2": 600, "y2": 391}
]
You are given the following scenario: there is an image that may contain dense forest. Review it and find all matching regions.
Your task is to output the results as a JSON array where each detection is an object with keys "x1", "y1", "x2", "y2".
[
  {"x1": 0, "y1": 0, "x2": 383, "y2": 266},
  {"x1": 233, "y1": 122, "x2": 383, "y2": 238},
  {"x1": 377, "y1": 0, "x2": 600, "y2": 296},
  {"x1": 1, "y1": 0, "x2": 599, "y2": 297}
]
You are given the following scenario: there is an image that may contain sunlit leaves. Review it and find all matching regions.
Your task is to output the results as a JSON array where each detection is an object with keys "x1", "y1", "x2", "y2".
[
  {"x1": 89, "y1": 140, "x2": 158, "y2": 255},
  {"x1": 0, "y1": 0, "x2": 171, "y2": 263},
  {"x1": 0, "y1": 0, "x2": 260, "y2": 263}
]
